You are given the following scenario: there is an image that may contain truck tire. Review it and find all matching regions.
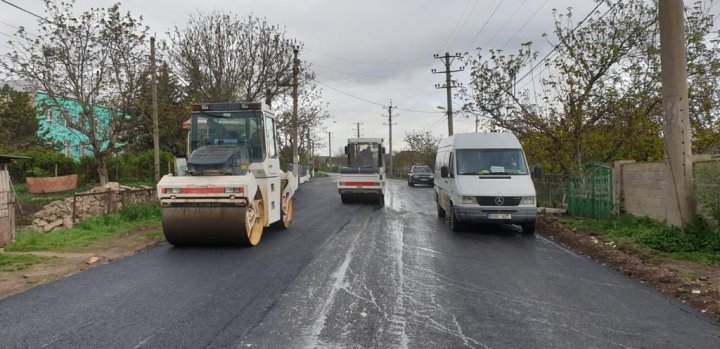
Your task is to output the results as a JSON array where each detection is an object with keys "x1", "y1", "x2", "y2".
[
  {"x1": 378, "y1": 194, "x2": 385, "y2": 206},
  {"x1": 340, "y1": 194, "x2": 349, "y2": 204}
]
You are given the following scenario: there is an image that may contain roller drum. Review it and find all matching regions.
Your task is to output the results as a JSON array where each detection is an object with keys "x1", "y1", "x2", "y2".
[{"x1": 162, "y1": 206, "x2": 253, "y2": 246}]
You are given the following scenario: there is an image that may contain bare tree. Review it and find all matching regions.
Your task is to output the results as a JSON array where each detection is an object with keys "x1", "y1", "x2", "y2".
[
  {"x1": 274, "y1": 69, "x2": 331, "y2": 161},
  {"x1": 168, "y1": 11, "x2": 296, "y2": 104},
  {"x1": 2, "y1": 1, "x2": 148, "y2": 185}
]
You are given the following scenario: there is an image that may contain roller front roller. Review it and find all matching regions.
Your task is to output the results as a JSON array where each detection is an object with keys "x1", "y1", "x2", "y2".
[{"x1": 161, "y1": 195, "x2": 265, "y2": 246}]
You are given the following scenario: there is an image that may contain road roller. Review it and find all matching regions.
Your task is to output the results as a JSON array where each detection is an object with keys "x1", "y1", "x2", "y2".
[
  {"x1": 337, "y1": 138, "x2": 386, "y2": 206},
  {"x1": 157, "y1": 102, "x2": 297, "y2": 246}
]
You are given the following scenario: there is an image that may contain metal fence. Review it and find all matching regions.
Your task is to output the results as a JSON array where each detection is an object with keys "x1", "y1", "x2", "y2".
[
  {"x1": 568, "y1": 163, "x2": 613, "y2": 219},
  {"x1": 533, "y1": 173, "x2": 568, "y2": 208}
]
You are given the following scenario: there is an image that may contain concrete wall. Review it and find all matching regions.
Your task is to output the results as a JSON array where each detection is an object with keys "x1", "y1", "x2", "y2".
[
  {"x1": 615, "y1": 158, "x2": 719, "y2": 223},
  {"x1": 615, "y1": 162, "x2": 666, "y2": 221},
  {"x1": 0, "y1": 168, "x2": 15, "y2": 247}
]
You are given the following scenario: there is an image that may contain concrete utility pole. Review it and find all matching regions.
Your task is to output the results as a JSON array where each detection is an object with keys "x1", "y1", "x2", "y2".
[
  {"x1": 327, "y1": 131, "x2": 332, "y2": 167},
  {"x1": 432, "y1": 52, "x2": 464, "y2": 136},
  {"x1": 354, "y1": 122, "x2": 363, "y2": 138},
  {"x1": 383, "y1": 100, "x2": 397, "y2": 177},
  {"x1": 659, "y1": 0, "x2": 694, "y2": 228},
  {"x1": 150, "y1": 36, "x2": 160, "y2": 181},
  {"x1": 291, "y1": 47, "x2": 300, "y2": 177}
]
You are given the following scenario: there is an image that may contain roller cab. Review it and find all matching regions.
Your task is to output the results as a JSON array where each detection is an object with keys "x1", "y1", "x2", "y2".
[{"x1": 338, "y1": 138, "x2": 386, "y2": 205}]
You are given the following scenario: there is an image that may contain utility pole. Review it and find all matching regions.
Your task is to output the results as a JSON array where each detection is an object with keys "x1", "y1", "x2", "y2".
[
  {"x1": 382, "y1": 100, "x2": 398, "y2": 177},
  {"x1": 291, "y1": 46, "x2": 300, "y2": 177},
  {"x1": 659, "y1": 0, "x2": 694, "y2": 227},
  {"x1": 432, "y1": 52, "x2": 464, "y2": 136},
  {"x1": 150, "y1": 36, "x2": 160, "y2": 181},
  {"x1": 327, "y1": 131, "x2": 332, "y2": 167},
  {"x1": 354, "y1": 122, "x2": 363, "y2": 138}
]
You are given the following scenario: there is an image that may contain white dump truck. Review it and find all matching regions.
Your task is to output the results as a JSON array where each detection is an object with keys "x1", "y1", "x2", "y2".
[
  {"x1": 157, "y1": 102, "x2": 297, "y2": 246},
  {"x1": 337, "y1": 138, "x2": 386, "y2": 205}
]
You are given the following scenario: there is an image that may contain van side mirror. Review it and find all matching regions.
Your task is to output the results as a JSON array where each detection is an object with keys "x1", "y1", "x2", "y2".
[
  {"x1": 532, "y1": 166, "x2": 542, "y2": 179},
  {"x1": 440, "y1": 166, "x2": 448, "y2": 178}
]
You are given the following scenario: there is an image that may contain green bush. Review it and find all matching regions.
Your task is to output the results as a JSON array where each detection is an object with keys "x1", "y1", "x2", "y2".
[
  {"x1": 120, "y1": 203, "x2": 161, "y2": 221},
  {"x1": 695, "y1": 161, "x2": 720, "y2": 223}
]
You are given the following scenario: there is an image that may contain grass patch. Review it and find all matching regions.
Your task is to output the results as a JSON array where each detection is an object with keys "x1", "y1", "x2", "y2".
[
  {"x1": 5, "y1": 204, "x2": 161, "y2": 252},
  {"x1": 561, "y1": 215, "x2": 720, "y2": 265},
  {"x1": 313, "y1": 171, "x2": 329, "y2": 178},
  {"x1": 14, "y1": 183, "x2": 96, "y2": 206},
  {"x1": 145, "y1": 230, "x2": 164, "y2": 239},
  {"x1": 0, "y1": 253, "x2": 53, "y2": 272}
]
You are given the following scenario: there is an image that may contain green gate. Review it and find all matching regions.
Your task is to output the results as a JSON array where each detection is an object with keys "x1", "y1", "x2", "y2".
[{"x1": 568, "y1": 162, "x2": 613, "y2": 219}]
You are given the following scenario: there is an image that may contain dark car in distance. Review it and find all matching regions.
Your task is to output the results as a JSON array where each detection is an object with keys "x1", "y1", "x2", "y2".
[{"x1": 408, "y1": 165, "x2": 434, "y2": 187}]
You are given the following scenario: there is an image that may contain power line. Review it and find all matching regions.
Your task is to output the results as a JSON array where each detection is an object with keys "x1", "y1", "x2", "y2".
[
  {"x1": 0, "y1": 20, "x2": 39, "y2": 37},
  {"x1": 311, "y1": 78, "x2": 386, "y2": 107},
  {"x1": 513, "y1": 0, "x2": 610, "y2": 88},
  {"x1": 482, "y1": 0, "x2": 530, "y2": 49},
  {"x1": 0, "y1": 1, "x2": 50, "y2": 23},
  {"x1": 310, "y1": 62, "x2": 393, "y2": 78},
  {"x1": 304, "y1": 46, "x2": 427, "y2": 66},
  {"x1": 311, "y1": 77, "x2": 442, "y2": 114},
  {"x1": 445, "y1": 0, "x2": 481, "y2": 50},
  {"x1": 501, "y1": 0, "x2": 551, "y2": 50},
  {"x1": 466, "y1": 0, "x2": 503, "y2": 52}
]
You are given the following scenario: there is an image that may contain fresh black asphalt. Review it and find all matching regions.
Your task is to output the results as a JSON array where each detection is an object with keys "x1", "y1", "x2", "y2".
[{"x1": 1, "y1": 177, "x2": 719, "y2": 348}]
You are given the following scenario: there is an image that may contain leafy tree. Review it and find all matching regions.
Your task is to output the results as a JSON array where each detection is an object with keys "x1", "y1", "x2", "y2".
[
  {"x1": 0, "y1": 84, "x2": 37, "y2": 150},
  {"x1": 465, "y1": 0, "x2": 660, "y2": 173},
  {"x1": 466, "y1": 0, "x2": 720, "y2": 172},
  {"x1": 403, "y1": 130, "x2": 439, "y2": 167},
  {"x1": 127, "y1": 62, "x2": 190, "y2": 156},
  {"x1": 168, "y1": 12, "x2": 297, "y2": 104},
  {"x1": 2, "y1": 1, "x2": 149, "y2": 185}
]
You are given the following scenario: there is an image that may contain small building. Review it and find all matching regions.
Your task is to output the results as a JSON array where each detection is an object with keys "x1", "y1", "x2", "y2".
[{"x1": 0, "y1": 154, "x2": 29, "y2": 247}]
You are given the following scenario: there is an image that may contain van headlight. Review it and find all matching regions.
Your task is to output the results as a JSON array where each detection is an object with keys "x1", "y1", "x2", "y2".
[
  {"x1": 462, "y1": 196, "x2": 476, "y2": 204},
  {"x1": 520, "y1": 196, "x2": 536, "y2": 205}
]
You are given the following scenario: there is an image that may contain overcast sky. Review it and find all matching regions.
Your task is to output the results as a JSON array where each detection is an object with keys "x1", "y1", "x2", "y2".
[{"x1": 0, "y1": 0, "x2": 604, "y2": 155}]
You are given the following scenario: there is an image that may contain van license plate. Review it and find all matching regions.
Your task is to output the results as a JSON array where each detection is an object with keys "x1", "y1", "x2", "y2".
[{"x1": 487, "y1": 213, "x2": 512, "y2": 220}]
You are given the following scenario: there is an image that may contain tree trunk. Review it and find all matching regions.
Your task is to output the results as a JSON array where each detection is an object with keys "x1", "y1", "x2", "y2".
[{"x1": 97, "y1": 154, "x2": 109, "y2": 186}]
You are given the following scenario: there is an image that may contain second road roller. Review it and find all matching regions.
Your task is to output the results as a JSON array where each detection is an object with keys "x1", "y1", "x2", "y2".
[{"x1": 157, "y1": 102, "x2": 297, "y2": 246}]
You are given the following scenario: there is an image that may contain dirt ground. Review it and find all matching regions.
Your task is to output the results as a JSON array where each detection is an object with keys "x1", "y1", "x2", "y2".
[
  {"x1": 538, "y1": 215, "x2": 720, "y2": 320},
  {"x1": 0, "y1": 225, "x2": 164, "y2": 299}
]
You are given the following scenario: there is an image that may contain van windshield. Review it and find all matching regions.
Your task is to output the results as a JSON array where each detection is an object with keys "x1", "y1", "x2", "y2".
[{"x1": 456, "y1": 149, "x2": 528, "y2": 175}]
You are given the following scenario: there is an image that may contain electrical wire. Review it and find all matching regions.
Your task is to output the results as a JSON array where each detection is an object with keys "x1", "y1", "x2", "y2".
[
  {"x1": 311, "y1": 77, "x2": 443, "y2": 114},
  {"x1": 482, "y1": 0, "x2": 530, "y2": 49},
  {"x1": 304, "y1": 46, "x2": 428, "y2": 66},
  {"x1": 501, "y1": 0, "x2": 551, "y2": 50},
  {"x1": 513, "y1": 0, "x2": 610, "y2": 89},
  {"x1": 445, "y1": 0, "x2": 480, "y2": 50},
  {"x1": 0, "y1": 0, "x2": 50, "y2": 23},
  {"x1": 465, "y1": 0, "x2": 503, "y2": 52},
  {"x1": 310, "y1": 62, "x2": 393, "y2": 78}
]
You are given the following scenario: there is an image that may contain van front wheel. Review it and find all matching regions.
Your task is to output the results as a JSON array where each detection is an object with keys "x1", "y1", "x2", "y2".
[
  {"x1": 449, "y1": 207, "x2": 462, "y2": 232},
  {"x1": 522, "y1": 221, "x2": 536, "y2": 235}
]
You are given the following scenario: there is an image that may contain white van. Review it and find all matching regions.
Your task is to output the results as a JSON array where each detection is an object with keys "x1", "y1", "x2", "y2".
[{"x1": 434, "y1": 132, "x2": 537, "y2": 233}]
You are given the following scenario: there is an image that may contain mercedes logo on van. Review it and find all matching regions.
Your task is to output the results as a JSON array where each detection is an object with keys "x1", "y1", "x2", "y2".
[{"x1": 494, "y1": 196, "x2": 505, "y2": 205}]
